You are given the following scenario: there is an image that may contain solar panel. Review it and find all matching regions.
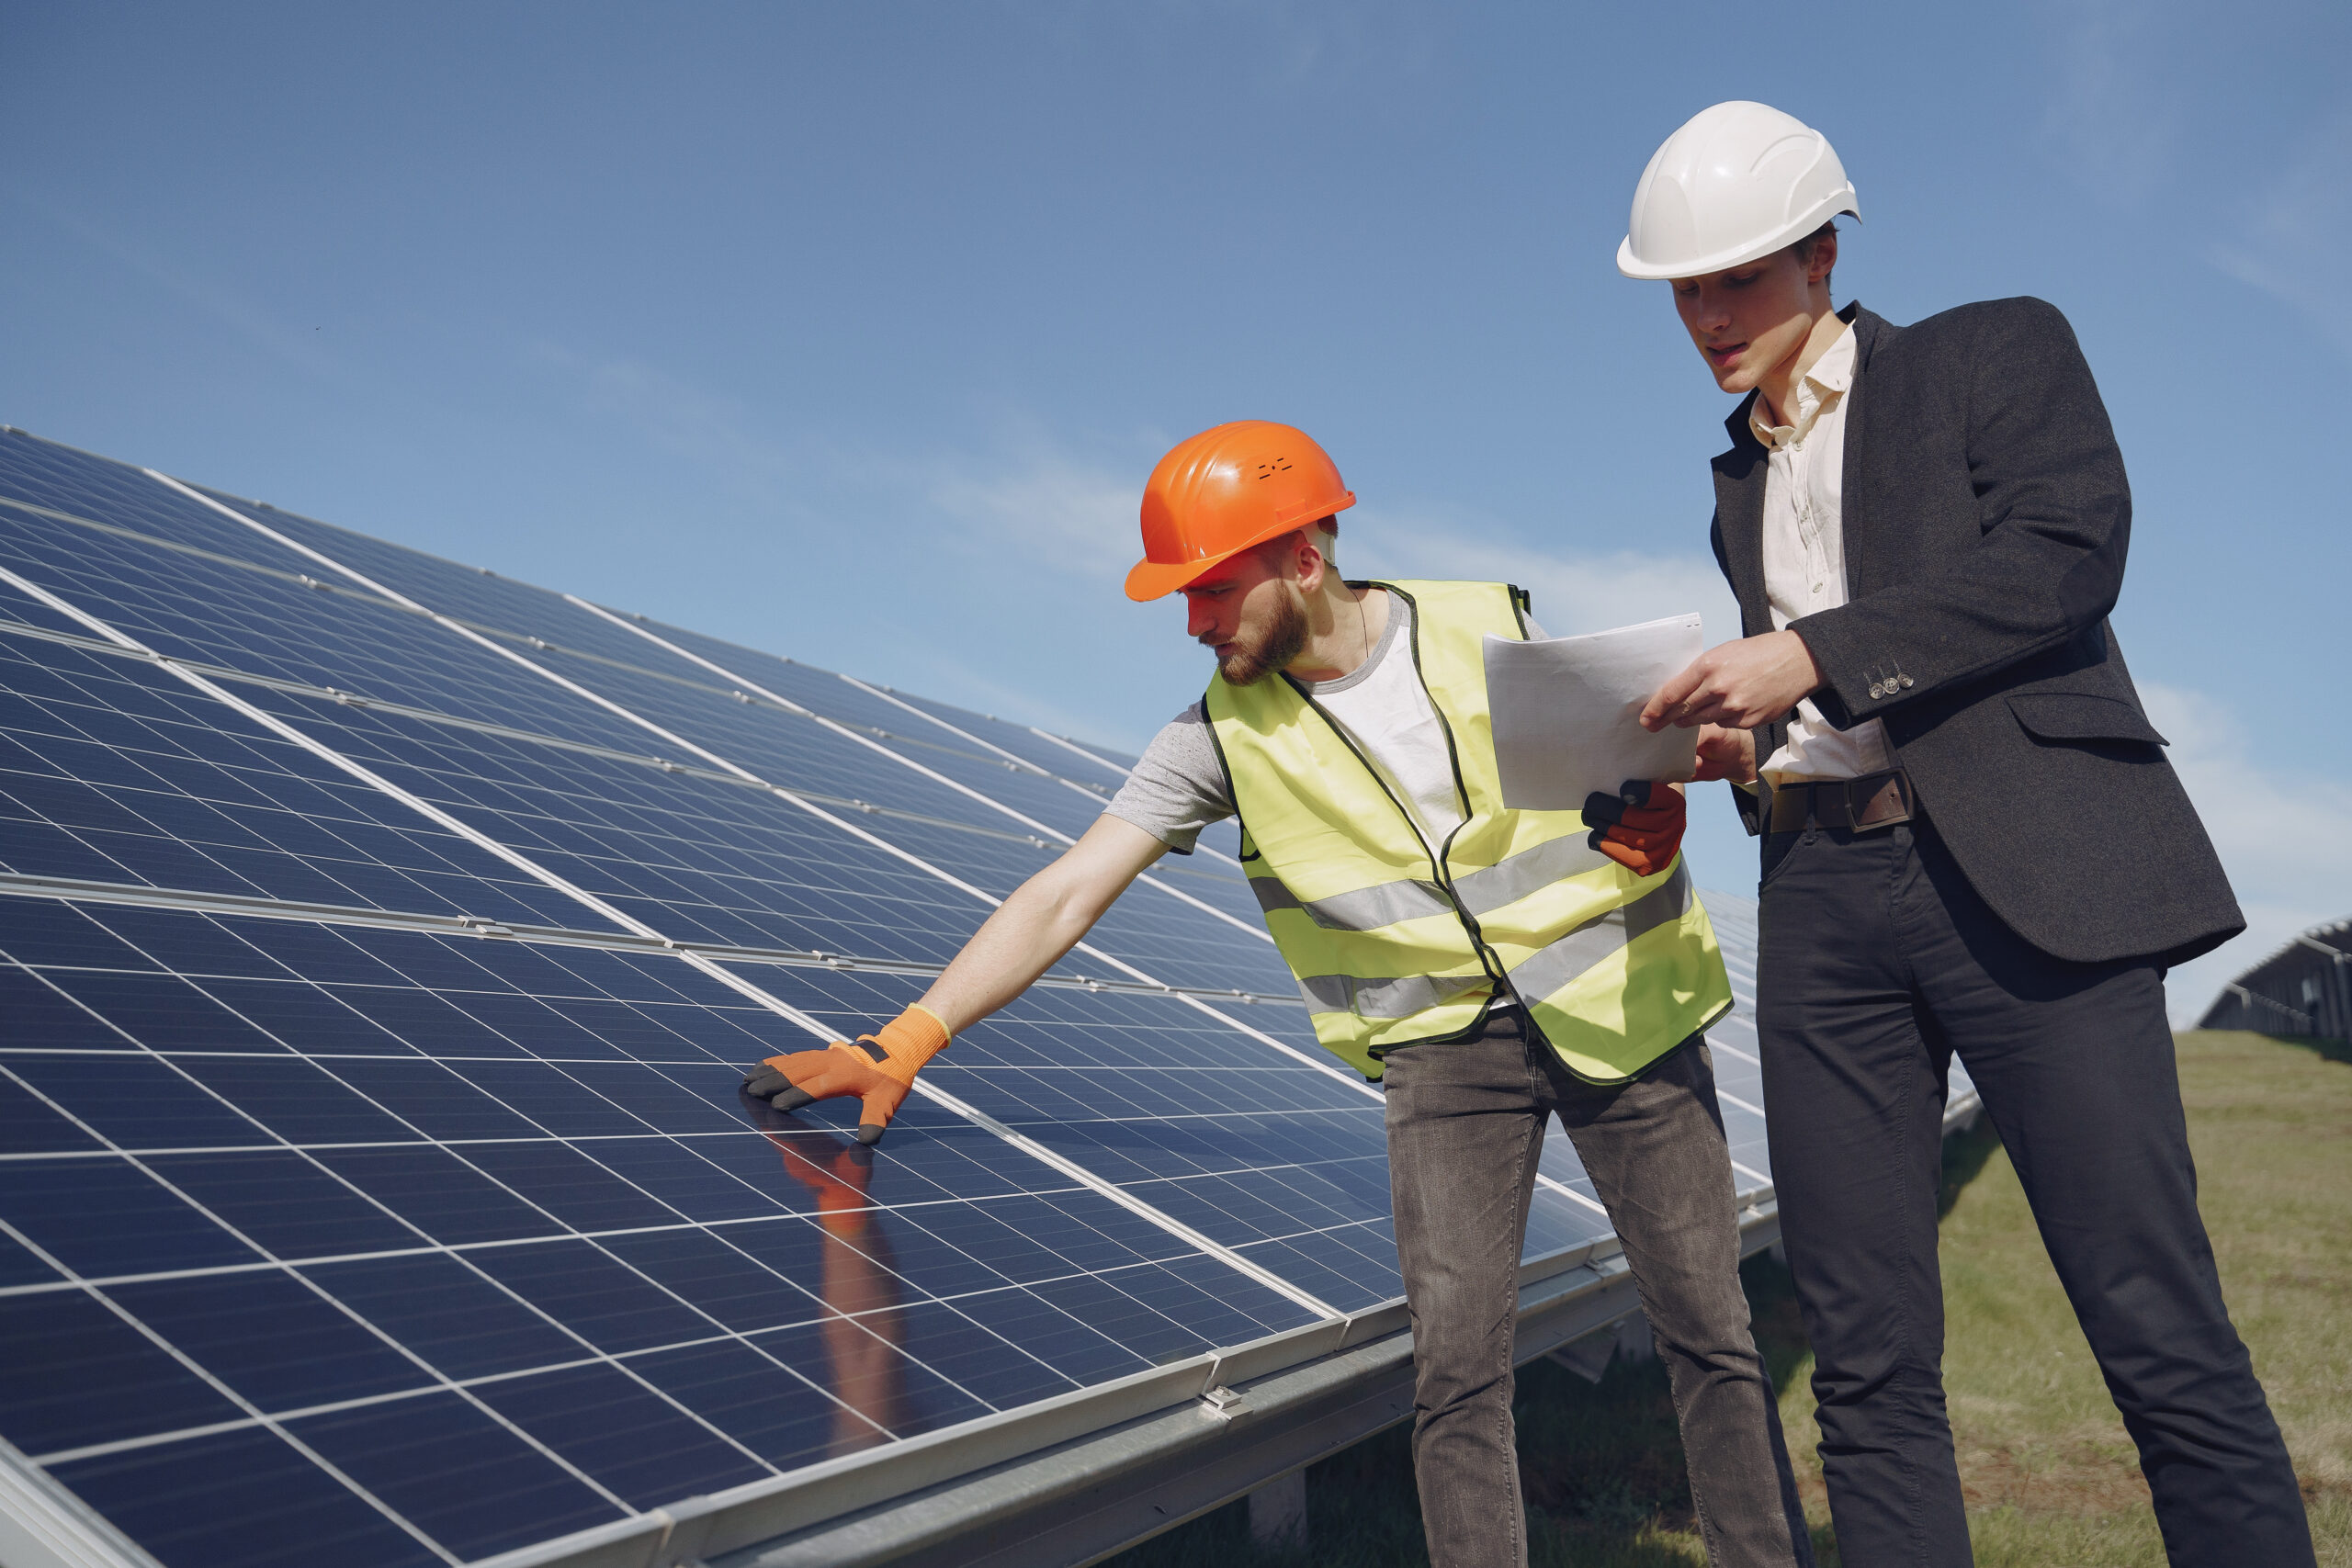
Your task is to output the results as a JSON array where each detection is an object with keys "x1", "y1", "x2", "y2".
[{"x1": 0, "y1": 426, "x2": 1832, "y2": 1568}]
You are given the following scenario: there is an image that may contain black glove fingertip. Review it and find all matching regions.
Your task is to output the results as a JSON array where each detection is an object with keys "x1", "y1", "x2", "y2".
[
  {"x1": 770, "y1": 1086, "x2": 816, "y2": 1111},
  {"x1": 1582, "y1": 790, "x2": 1624, "y2": 827},
  {"x1": 1619, "y1": 778, "x2": 1650, "y2": 807},
  {"x1": 855, "y1": 1122, "x2": 886, "y2": 1146}
]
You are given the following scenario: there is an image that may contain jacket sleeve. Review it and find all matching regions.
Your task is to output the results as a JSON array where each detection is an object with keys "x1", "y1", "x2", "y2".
[{"x1": 1792, "y1": 298, "x2": 2131, "y2": 729}]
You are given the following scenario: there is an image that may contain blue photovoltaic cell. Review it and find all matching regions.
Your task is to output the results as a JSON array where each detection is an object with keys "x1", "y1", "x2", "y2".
[
  {"x1": 0, "y1": 430, "x2": 1791, "y2": 1568},
  {"x1": 240, "y1": 684, "x2": 1011, "y2": 964},
  {"x1": 0, "y1": 578, "x2": 95, "y2": 637},
  {"x1": 713, "y1": 960, "x2": 1615, "y2": 1312},
  {"x1": 0, "y1": 897, "x2": 1323, "y2": 1567},
  {"x1": 871, "y1": 688, "x2": 1136, "y2": 788},
  {"x1": 0, "y1": 505, "x2": 667, "y2": 760},
  {"x1": 0, "y1": 434, "x2": 305, "y2": 574},
  {"x1": 0, "y1": 631, "x2": 601, "y2": 930}
]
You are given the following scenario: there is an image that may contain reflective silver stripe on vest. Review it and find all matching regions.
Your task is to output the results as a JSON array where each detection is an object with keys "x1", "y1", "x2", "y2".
[
  {"x1": 1252, "y1": 831, "x2": 1612, "y2": 932},
  {"x1": 1295, "y1": 970, "x2": 1488, "y2": 1020},
  {"x1": 1452, "y1": 832, "x2": 1612, "y2": 915},
  {"x1": 1251, "y1": 872, "x2": 1451, "y2": 931},
  {"x1": 1504, "y1": 863, "x2": 1693, "y2": 1001},
  {"x1": 1295, "y1": 866, "x2": 1694, "y2": 1021}
]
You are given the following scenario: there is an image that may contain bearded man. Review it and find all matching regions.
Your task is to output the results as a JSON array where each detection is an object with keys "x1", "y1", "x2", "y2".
[{"x1": 746, "y1": 421, "x2": 1815, "y2": 1568}]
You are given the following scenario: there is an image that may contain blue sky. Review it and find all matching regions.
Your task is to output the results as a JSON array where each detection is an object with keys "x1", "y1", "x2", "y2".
[{"x1": 4, "y1": 0, "x2": 2346, "y2": 1019}]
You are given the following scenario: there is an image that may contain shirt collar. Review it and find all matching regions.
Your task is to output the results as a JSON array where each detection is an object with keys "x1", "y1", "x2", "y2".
[{"x1": 1749, "y1": 322, "x2": 1857, "y2": 452}]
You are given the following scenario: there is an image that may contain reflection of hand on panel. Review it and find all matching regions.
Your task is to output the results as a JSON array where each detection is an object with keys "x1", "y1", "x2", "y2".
[{"x1": 768, "y1": 1128, "x2": 906, "y2": 1450}]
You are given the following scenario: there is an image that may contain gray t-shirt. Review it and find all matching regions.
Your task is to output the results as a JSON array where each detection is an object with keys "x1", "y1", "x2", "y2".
[{"x1": 1107, "y1": 596, "x2": 1538, "y2": 855}]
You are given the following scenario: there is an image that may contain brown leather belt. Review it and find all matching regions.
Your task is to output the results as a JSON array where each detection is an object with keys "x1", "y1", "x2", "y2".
[{"x1": 1767, "y1": 768, "x2": 1916, "y2": 834}]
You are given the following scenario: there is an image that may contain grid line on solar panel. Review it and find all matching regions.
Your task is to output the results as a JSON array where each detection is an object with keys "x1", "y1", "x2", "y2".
[
  {"x1": 0, "y1": 432, "x2": 343, "y2": 575},
  {"x1": 90, "y1": 482, "x2": 1282, "y2": 988},
  {"x1": 0, "y1": 617, "x2": 1107, "y2": 878},
  {"x1": 0, "y1": 953, "x2": 873, "y2": 1453},
  {"x1": 0, "y1": 908, "x2": 1325, "y2": 1503},
  {"x1": 202, "y1": 648, "x2": 1295, "y2": 994},
  {"x1": 852, "y1": 681, "x2": 1138, "y2": 793},
  {"x1": 6, "y1": 440, "x2": 1152, "y2": 850},
  {"x1": 0, "y1": 631, "x2": 609, "y2": 932},
  {"x1": 702, "y1": 962, "x2": 1620, "y2": 1315},
  {"x1": 159, "y1": 474, "x2": 1136, "y2": 835},
  {"x1": 484, "y1": 602, "x2": 1279, "y2": 944},
  {"x1": 18, "y1": 463, "x2": 1683, "y2": 1335},
  {"x1": 0, "y1": 566, "x2": 676, "y2": 954},
  {"x1": 844, "y1": 673, "x2": 1105, "y2": 781},
  {"x1": 4, "y1": 555, "x2": 1261, "y2": 1183},
  {"x1": 25, "y1": 466, "x2": 1273, "y2": 964},
  {"x1": 0, "y1": 874, "x2": 1310, "y2": 1026},
  {"x1": 515, "y1": 599, "x2": 1284, "y2": 978},
  {"x1": 0, "y1": 436, "x2": 1737, "y2": 1567},
  {"x1": 503, "y1": 623, "x2": 1278, "y2": 969},
  {"x1": 2, "y1": 540, "x2": 1350, "y2": 1333},
  {"x1": 0, "y1": 893, "x2": 1363, "y2": 1335},
  {"x1": 0, "y1": 502, "x2": 693, "y2": 761}
]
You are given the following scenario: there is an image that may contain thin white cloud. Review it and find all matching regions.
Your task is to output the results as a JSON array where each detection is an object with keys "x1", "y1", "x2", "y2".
[
  {"x1": 922, "y1": 451, "x2": 1747, "y2": 643},
  {"x1": 2041, "y1": 0, "x2": 2180, "y2": 204},
  {"x1": 1346, "y1": 507, "x2": 1743, "y2": 645},
  {"x1": 2140, "y1": 681, "x2": 2352, "y2": 1023},
  {"x1": 2209, "y1": 101, "x2": 2352, "y2": 353},
  {"x1": 927, "y1": 453, "x2": 1138, "y2": 581},
  {"x1": 534, "y1": 346, "x2": 798, "y2": 499},
  {"x1": 13, "y1": 188, "x2": 341, "y2": 378}
]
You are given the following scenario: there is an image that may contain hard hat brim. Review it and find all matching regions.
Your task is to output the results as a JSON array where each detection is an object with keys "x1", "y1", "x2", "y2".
[
  {"x1": 1123, "y1": 494, "x2": 1354, "y2": 603},
  {"x1": 1615, "y1": 192, "x2": 1860, "y2": 280}
]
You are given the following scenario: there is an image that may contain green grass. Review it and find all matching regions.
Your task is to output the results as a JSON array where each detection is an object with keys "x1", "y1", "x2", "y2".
[{"x1": 1102, "y1": 1032, "x2": 2350, "y2": 1567}]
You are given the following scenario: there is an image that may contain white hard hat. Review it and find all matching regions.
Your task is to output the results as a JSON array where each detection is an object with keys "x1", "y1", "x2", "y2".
[{"x1": 1617, "y1": 101, "x2": 1860, "y2": 280}]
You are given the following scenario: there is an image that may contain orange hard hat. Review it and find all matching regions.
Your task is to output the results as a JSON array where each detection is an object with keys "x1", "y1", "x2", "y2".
[{"x1": 1125, "y1": 421, "x2": 1356, "y2": 603}]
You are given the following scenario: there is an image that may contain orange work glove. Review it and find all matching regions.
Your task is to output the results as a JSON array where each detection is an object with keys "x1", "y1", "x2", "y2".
[
  {"x1": 1582, "y1": 779, "x2": 1686, "y2": 879},
  {"x1": 740, "y1": 1005, "x2": 949, "y2": 1145}
]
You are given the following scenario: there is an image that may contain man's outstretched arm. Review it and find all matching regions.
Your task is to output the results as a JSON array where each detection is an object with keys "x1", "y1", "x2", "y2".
[{"x1": 741, "y1": 815, "x2": 1170, "y2": 1142}]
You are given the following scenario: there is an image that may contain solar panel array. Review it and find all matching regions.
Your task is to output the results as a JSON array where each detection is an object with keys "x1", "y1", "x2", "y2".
[{"x1": 0, "y1": 428, "x2": 1782, "y2": 1568}]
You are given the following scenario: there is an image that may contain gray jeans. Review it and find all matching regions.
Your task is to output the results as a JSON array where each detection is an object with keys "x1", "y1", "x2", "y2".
[{"x1": 1384, "y1": 1014, "x2": 1813, "y2": 1568}]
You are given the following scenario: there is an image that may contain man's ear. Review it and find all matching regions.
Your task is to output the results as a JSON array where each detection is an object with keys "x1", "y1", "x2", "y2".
[
  {"x1": 1288, "y1": 530, "x2": 1328, "y2": 592},
  {"x1": 1805, "y1": 229, "x2": 1838, "y2": 286}
]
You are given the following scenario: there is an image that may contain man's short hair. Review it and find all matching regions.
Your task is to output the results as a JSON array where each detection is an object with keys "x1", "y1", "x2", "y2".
[
  {"x1": 1793, "y1": 220, "x2": 1838, "y2": 290},
  {"x1": 1306, "y1": 517, "x2": 1338, "y2": 572}
]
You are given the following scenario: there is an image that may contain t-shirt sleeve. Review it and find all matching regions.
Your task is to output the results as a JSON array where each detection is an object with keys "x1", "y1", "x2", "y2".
[{"x1": 1102, "y1": 701, "x2": 1235, "y2": 855}]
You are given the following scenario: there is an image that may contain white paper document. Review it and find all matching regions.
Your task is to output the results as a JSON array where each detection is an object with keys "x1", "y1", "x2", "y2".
[{"x1": 1482, "y1": 613, "x2": 1705, "y2": 811}]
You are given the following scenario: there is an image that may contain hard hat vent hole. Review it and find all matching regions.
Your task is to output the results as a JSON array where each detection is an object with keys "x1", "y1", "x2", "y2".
[{"x1": 1254, "y1": 458, "x2": 1295, "y2": 479}]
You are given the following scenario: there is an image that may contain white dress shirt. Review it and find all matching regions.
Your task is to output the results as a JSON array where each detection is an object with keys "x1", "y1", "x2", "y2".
[{"x1": 1751, "y1": 324, "x2": 1893, "y2": 785}]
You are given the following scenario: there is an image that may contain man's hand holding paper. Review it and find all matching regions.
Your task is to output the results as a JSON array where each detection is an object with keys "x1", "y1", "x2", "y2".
[
  {"x1": 1638, "y1": 628, "x2": 1823, "y2": 733},
  {"x1": 1482, "y1": 613, "x2": 1705, "y2": 812},
  {"x1": 1483, "y1": 613, "x2": 1707, "y2": 878}
]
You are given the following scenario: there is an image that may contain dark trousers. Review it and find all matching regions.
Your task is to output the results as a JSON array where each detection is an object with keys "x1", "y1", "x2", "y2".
[
  {"x1": 1385, "y1": 1014, "x2": 1815, "y2": 1568},
  {"x1": 1757, "y1": 818, "x2": 2313, "y2": 1567}
]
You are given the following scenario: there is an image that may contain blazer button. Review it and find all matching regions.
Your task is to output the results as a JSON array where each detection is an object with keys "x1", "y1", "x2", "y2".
[
  {"x1": 1870, "y1": 682, "x2": 1885, "y2": 698},
  {"x1": 1899, "y1": 675, "x2": 1915, "y2": 689}
]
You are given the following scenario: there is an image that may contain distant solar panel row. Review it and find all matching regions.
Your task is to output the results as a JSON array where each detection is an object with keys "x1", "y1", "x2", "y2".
[{"x1": 0, "y1": 428, "x2": 1762, "y2": 1568}]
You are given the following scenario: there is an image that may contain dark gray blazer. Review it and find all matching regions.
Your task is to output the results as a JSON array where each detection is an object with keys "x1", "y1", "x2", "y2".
[{"x1": 1710, "y1": 298, "x2": 2242, "y2": 967}]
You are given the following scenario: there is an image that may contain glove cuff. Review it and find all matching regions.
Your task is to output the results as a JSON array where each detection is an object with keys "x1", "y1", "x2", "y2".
[{"x1": 857, "y1": 1005, "x2": 951, "y2": 1089}]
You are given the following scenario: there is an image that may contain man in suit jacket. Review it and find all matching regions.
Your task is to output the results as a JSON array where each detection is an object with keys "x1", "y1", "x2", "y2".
[{"x1": 1620, "y1": 103, "x2": 2314, "y2": 1565}]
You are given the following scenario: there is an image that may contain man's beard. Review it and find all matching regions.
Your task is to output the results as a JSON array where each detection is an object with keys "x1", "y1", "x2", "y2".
[{"x1": 1211, "y1": 592, "x2": 1307, "y2": 687}]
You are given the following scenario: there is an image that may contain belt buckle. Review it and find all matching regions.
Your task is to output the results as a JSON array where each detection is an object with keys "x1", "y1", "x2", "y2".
[{"x1": 1849, "y1": 772, "x2": 1914, "y2": 831}]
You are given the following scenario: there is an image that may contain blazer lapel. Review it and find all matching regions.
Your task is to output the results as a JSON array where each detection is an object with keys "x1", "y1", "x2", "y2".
[
  {"x1": 1711, "y1": 394, "x2": 1770, "y2": 638},
  {"x1": 1839, "y1": 302, "x2": 1884, "y2": 593}
]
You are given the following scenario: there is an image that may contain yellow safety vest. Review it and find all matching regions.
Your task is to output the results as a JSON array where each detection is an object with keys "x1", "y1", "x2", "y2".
[{"x1": 1204, "y1": 580, "x2": 1732, "y2": 1083}]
